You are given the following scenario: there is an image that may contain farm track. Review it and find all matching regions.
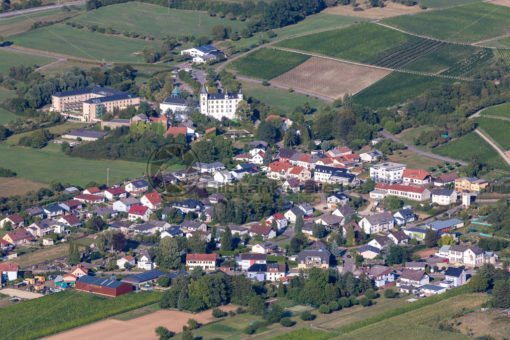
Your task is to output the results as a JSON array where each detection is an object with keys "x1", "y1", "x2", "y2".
[
  {"x1": 271, "y1": 46, "x2": 472, "y2": 81},
  {"x1": 474, "y1": 128, "x2": 510, "y2": 166}
]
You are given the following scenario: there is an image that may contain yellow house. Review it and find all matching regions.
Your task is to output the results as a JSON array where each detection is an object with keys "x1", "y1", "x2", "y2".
[
  {"x1": 454, "y1": 177, "x2": 488, "y2": 193},
  {"x1": 297, "y1": 249, "x2": 331, "y2": 270}
]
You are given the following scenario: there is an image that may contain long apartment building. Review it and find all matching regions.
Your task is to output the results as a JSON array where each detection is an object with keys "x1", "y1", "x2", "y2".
[
  {"x1": 51, "y1": 86, "x2": 140, "y2": 122},
  {"x1": 369, "y1": 162, "x2": 406, "y2": 184}
]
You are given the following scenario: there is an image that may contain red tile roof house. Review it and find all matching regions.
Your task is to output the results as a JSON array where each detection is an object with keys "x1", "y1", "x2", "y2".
[
  {"x1": 0, "y1": 263, "x2": 19, "y2": 281},
  {"x1": 140, "y1": 191, "x2": 162, "y2": 210},
  {"x1": 268, "y1": 161, "x2": 293, "y2": 180},
  {"x1": 74, "y1": 194, "x2": 105, "y2": 204},
  {"x1": 402, "y1": 169, "x2": 432, "y2": 185},
  {"x1": 265, "y1": 213, "x2": 288, "y2": 230},
  {"x1": 186, "y1": 253, "x2": 219, "y2": 271},
  {"x1": 249, "y1": 224, "x2": 276, "y2": 240},
  {"x1": 104, "y1": 187, "x2": 128, "y2": 201},
  {"x1": 83, "y1": 187, "x2": 103, "y2": 196},
  {"x1": 128, "y1": 205, "x2": 151, "y2": 222},
  {"x1": 0, "y1": 214, "x2": 24, "y2": 229},
  {"x1": 58, "y1": 214, "x2": 81, "y2": 227},
  {"x1": 59, "y1": 199, "x2": 83, "y2": 213},
  {"x1": 2, "y1": 229, "x2": 35, "y2": 246},
  {"x1": 71, "y1": 264, "x2": 89, "y2": 278},
  {"x1": 373, "y1": 183, "x2": 431, "y2": 202}
]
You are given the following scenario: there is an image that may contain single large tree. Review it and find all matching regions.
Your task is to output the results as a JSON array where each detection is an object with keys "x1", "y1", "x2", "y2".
[
  {"x1": 156, "y1": 237, "x2": 181, "y2": 270},
  {"x1": 221, "y1": 226, "x2": 233, "y2": 251}
]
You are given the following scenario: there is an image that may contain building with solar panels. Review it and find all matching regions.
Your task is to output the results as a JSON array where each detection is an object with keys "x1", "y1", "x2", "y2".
[
  {"x1": 122, "y1": 270, "x2": 187, "y2": 289},
  {"x1": 76, "y1": 275, "x2": 133, "y2": 297}
]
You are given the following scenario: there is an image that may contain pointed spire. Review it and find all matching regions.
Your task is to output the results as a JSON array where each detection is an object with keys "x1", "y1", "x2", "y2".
[{"x1": 200, "y1": 84, "x2": 207, "y2": 95}]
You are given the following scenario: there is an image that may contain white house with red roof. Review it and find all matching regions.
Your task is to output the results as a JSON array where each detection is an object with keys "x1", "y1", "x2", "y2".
[
  {"x1": 59, "y1": 199, "x2": 83, "y2": 213},
  {"x1": 249, "y1": 224, "x2": 276, "y2": 239},
  {"x1": 267, "y1": 161, "x2": 293, "y2": 180},
  {"x1": 3, "y1": 229, "x2": 34, "y2": 246},
  {"x1": 104, "y1": 187, "x2": 128, "y2": 201},
  {"x1": 74, "y1": 194, "x2": 105, "y2": 204},
  {"x1": 71, "y1": 264, "x2": 89, "y2": 278},
  {"x1": 58, "y1": 214, "x2": 81, "y2": 227},
  {"x1": 402, "y1": 169, "x2": 432, "y2": 185},
  {"x1": 265, "y1": 213, "x2": 288, "y2": 230},
  {"x1": 371, "y1": 183, "x2": 431, "y2": 201},
  {"x1": 83, "y1": 187, "x2": 103, "y2": 196},
  {"x1": 327, "y1": 146, "x2": 352, "y2": 158},
  {"x1": 0, "y1": 263, "x2": 19, "y2": 281},
  {"x1": 124, "y1": 179, "x2": 149, "y2": 196},
  {"x1": 0, "y1": 214, "x2": 24, "y2": 229},
  {"x1": 128, "y1": 205, "x2": 151, "y2": 221},
  {"x1": 287, "y1": 166, "x2": 311, "y2": 181},
  {"x1": 141, "y1": 191, "x2": 162, "y2": 210},
  {"x1": 186, "y1": 253, "x2": 218, "y2": 271},
  {"x1": 117, "y1": 256, "x2": 136, "y2": 269}
]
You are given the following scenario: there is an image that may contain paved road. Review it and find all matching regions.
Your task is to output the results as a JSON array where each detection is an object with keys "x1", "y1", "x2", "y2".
[
  {"x1": 474, "y1": 128, "x2": 510, "y2": 166},
  {"x1": 380, "y1": 129, "x2": 467, "y2": 165},
  {"x1": 0, "y1": 0, "x2": 85, "y2": 18}
]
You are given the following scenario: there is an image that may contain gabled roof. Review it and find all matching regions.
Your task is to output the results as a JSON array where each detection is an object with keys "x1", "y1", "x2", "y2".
[
  {"x1": 75, "y1": 194, "x2": 104, "y2": 201},
  {"x1": 435, "y1": 172, "x2": 459, "y2": 183},
  {"x1": 165, "y1": 126, "x2": 188, "y2": 137},
  {"x1": 128, "y1": 205, "x2": 149, "y2": 216},
  {"x1": 389, "y1": 230, "x2": 408, "y2": 242},
  {"x1": 427, "y1": 218, "x2": 463, "y2": 231},
  {"x1": 400, "y1": 269, "x2": 426, "y2": 281},
  {"x1": 143, "y1": 191, "x2": 162, "y2": 206},
  {"x1": 61, "y1": 214, "x2": 80, "y2": 225},
  {"x1": 278, "y1": 148, "x2": 297, "y2": 159},
  {"x1": 431, "y1": 189, "x2": 455, "y2": 196},
  {"x1": 5, "y1": 213, "x2": 23, "y2": 224},
  {"x1": 358, "y1": 245, "x2": 380, "y2": 254},
  {"x1": 445, "y1": 267, "x2": 464, "y2": 277},
  {"x1": 403, "y1": 169, "x2": 431, "y2": 180},
  {"x1": 297, "y1": 248, "x2": 331, "y2": 264},
  {"x1": 84, "y1": 186, "x2": 101, "y2": 194},
  {"x1": 0, "y1": 263, "x2": 19, "y2": 272},
  {"x1": 289, "y1": 166, "x2": 305, "y2": 175},
  {"x1": 250, "y1": 224, "x2": 272, "y2": 235},
  {"x1": 248, "y1": 263, "x2": 267, "y2": 273},
  {"x1": 186, "y1": 253, "x2": 218, "y2": 262},
  {"x1": 369, "y1": 265, "x2": 391, "y2": 277},
  {"x1": 129, "y1": 179, "x2": 148, "y2": 189},
  {"x1": 106, "y1": 187, "x2": 127, "y2": 195},
  {"x1": 364, "y1": 212, "x2": 393, "y2": 225},
  {"x1": 269, "y1": 161, "x2": 293, "y2": 173},
  {"x1": 77, "y1": 275, "x2": 125, "y2": 288},
  {"x1": 238, "y1": 253, "x2": 267, "y2": 261},
  {"x1": 395, "y1": 208, "x2": 415, "y2": 219},
  {"x1": 5, "y1": 229, "x2": 34, "y2": 242}
]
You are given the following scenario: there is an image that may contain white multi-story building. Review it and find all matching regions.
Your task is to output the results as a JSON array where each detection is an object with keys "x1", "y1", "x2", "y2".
[
  {"x1": 200, "y1": 85, "x2": 243, "y2": 120},
  {"x1": 370, "y1": 162, "x2": 406, "y2": 184}
]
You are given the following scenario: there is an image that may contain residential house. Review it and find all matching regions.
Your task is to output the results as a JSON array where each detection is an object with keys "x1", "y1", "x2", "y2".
[
  {"x1": 266, "y1": 263, "x2": 286, "y2": 282},
  {"x1": 160, "y1": 225, "x2": 184, "y2": 239},
  {"x1": 180, "y1": 220, "x2": 207, "y2": 234},
  {"x1": 420, "y1": 284, "x2": 446, "y2": 296},
  {"x1": 359, "y1": 150, "x2": 383, "y2": 163},
  {"x1": 388, "y1": 230, "x2": 408, "y2": 245},
  {"x1": 71, "y1": 264, "x2": 89, "y2": 278},
  {"x1": 434, "y1": 173, "x2": 459, "y2": 187},
  {"x1": 448, "y1": 245, "x2": 484, "y2": 267},
  {"x1": 141, "y1": 191, "x2": 162, "y2": 210},
  {"x1": 104, "y1": 187, "x2": 128, "y2": 201},
  {"x1": 0, "y1": 263, "x2": 19, "y2": 281},
  {"x1": 43, "y1": 205, "x2": 65, "y2": 217},
  {"x1": 94, "y1": 207, "x2": 117, "y2": 219},
  {"x1": 402, "y1": 169, "x2": 432, "y2": 185},
  {"x1": 267, "y1": 161, "x2": 293, "y2": 180},
  {"x1": 358, "y1": 245, "x2": 381, "y2": 260},
  {"x1": 24, "y1": 207, "x2": 44, "y2": 219},
  {"x1": 284, "y1": 207, "x2": 304, "y2": 223},
  {"x1": 124, "y1": 179, "x2": 149, "y2": 196},
  {"x1": 332, "y1": 206, "x2": 356, "y2": 224},
  {"x1": 359, "y1": 212, "x2": 394, "y2": 234},
  {"x1": 265, "y1": 213, "x2": 288, "y2": 230},
  {"x1": 368, "y1": 265, "x2": 394, "y2": 288},
  {"x1": 58, "y1": 214, "x2": 81, "y2": 227},
  {"x1": 172, "y1": 199, "x2": 204, "y2": 214},
  {"x1": 437, "y1": 245, "x2": 451, "y2": 258},
  {"x1": 405, "y1": 261, "x2": 426, "y2": 271},
  {"x1": 287, "y1": 166, "x2": 312, "y2": 181},
  {"x1": 213, "y1": 170, "x2": 234, "y2": 185},
  {"x1": 252, "y1": 242, "x2": 280, "y2": 255},
  {"x1": 431, "y1": 189, "x2": 457, "y2": 206},
  {"x1": 393, "y1": 208, "x2": 416, "y2": 226},
  {"x1": 327, "y1": 192, "x2": 350, "y2": 208},
  {"x1": 282, "y1": 178, "x2": 301, "y2": 193},
  {"x1": 27, "y1": 219, "x2": 66, "y2": 237},
  {"x1": 137, "y1": 250, "x2": 155, "y2": 270},
  {"x1": 83, "y1": 187, "x2": 103, "y2": 196},
  {"x1": 208, "y1": 192, "x2": 226, "y2": 204},
  {"x1": 249, "y1": 224, "x2": 276, "y2": 240},
  {"x1": 315, "y1": 214, "x2": 343, "y2": 229},
  {"x1": 444, "y1": 267, "x2": 466, "y2": 287},
  {"x1": 426, "y1": 218, "x2": 464, "y2": 234},
  {"x1": 266, "y1": 115, "x2": 293, "y2": 131},
  {"x1": 186, "y1": 253, "x2": 218, "y2": 271},
  {"x1": 297, "y1": 248, "x2": 331, "y2": 269},
  {"x1": 368, "y1": 236, "x2": 394, "y2": 250},
  {"x1": 370, "y1": 162, "x2": 406, "y2": 184},
  {"x1": 358, "y1": 245, "x2": 381, "y2": 259},
  {"x1": 3, "y1": 229, "x2": 34, "y2": 246},
  {"x1": 246, "y1": 264, "x2": 267, "y2": 281},
  {"x1": 193, "y1": 162, "x2": 226, "y2": 174},
  {"x1": 172, "y1": 168, "x2": 198, "y2": 181},
  {"x1": 327, "y1": 146, "x2": 352, "y2": 158},
  {"x1": 403, "y1": 227, "x2": 426, "y2": 241},
  {"x1": 59, "y1": 200, "x2": 83, "y2": 213},
  {"x1": 398, "y1": 269, "x2": 429, "y2": 287},
  {"x1": 372, "y1": 183, "x2": 431, "y2": 201},
  {"x1": 237, "y1": 253, "x2": 267, "y2": 271},
  {"x1": 117, "y1": 256, "x2": 136, "y2": 269},
  {"x1": 128, "y1": 205, "x2": 151, "y2": 222},
  {"x1": 113, "y1": 197, "x2": 140, "y2": 212},
  {"x1": 454, "y1": 177, "x2": 488, "y2": 193},
  {"x1": 278, "y1": 148, "x2": 298, "y2": 163},
  {"x1": 314, "y1": 165, "x2": 358, "y2": 185},
  {"x1": 298, "y1": 203, "x2": 314, "y2": 216},
  {"x1": 132, "y1": 220, "x2": 169, "y2": 235},
  {"x1": 74, "y1": 194, "x2": 105, "y2": 204},
  {"x1": 0, "y1": 214, "x2": 24, "y2": 229}
]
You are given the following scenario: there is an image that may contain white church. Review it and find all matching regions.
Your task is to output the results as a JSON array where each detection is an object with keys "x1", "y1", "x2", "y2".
[{"x1": 200, "y1": 85, "x2": 243, "y2": 120}]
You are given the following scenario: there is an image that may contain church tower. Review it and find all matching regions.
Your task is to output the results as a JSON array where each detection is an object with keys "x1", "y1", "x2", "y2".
[{"x1": 200, "y1": 85, "x2": 208, "y2": 114}]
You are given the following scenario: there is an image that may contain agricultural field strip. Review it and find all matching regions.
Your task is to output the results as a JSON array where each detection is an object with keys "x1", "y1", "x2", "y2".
[{"x1": 270, "y1": 46, "x2": 472, "y2": 81}]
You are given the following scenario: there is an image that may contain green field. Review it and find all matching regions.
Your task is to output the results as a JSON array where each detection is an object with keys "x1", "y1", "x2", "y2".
[
  {"x1": 6, "y1": 122, "x2": 84, "y2": 145},
  {"x1": 383, "y1": 2, "x2": 510, "y2": 43},
  {"x1": 275, "y1": 23, "x2": 419, "y2": 64},
  {"x1": 0, "y1": 143, "x2": 147, "y2": 186},
  {"x1": 273, "y1": 329, "x2": 333, "y2": 340},
  {"x1": 0, "y1": 48, "x2": 55, "y2": 75},
  {"x1": 227, "y1": 13, "x2": 364, "y2": 49},
  {"x1": 433, "y1": 132, "x2": 510, "y2": 170},
  {"x1": 354, "y1": 72, "x2": 457, "y2": 109},
  {"x1": 70, "y1": 2, "x2": 247, "y2": 40},
  {"x1": 11, "y1": 24, "x2": 161, "y2": 62},
  {"x1": 229, "y1": 48, "x2": 310, "y2": 80},
  {"x1": 418, "y1": 0, "x2": 482, "y2": 8},
  {"x1": 241, "y1": 81, "x2": 326, "y2": 113},
  {"x1": 481, "y1": 102, "x2": 510, "y2": 118},
  {"x1": 474, "y1": 117, "x2": 510, "y2": 150},
  {"x1": 0, "y1": 290, "x2": 160, "y2": 340},
  {"x1": 0, "y1": 87, "x2": 21, "y2": 125}
]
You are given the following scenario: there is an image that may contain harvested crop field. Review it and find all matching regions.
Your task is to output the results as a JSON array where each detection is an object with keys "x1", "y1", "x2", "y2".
[
  {"x1": 46, "y1": 305, "x2": 236, "y2": 340},
  {"x1": 490, "y1": 0, "x2": 510, "y2": 7},
  {"x1": 270, "y1": 57, "x2": 390, "y2": 99},
  {"x1": 0, "y1": 177, "x2": 47, "y2": 197},
  {"x1": 323, "y1": 2, "x2": 426, "y2": 19}
]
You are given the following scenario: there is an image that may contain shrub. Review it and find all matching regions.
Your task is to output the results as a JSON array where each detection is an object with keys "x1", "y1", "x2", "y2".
[
  {"x1": 187, "y1": 318, "x2": 199, "y2": 330},
  {"x1": 262, "y1": 80, "x2": 270, "y2": 86},
  {"x1": 338, "y1": 297, "x2": 352, "y2": 308},
  {"x1": 384, "y1": 289, "x2": 397, "y2": 298},
  {"x1": 212, "y1": 308, "x2": 226, "y2": 318},
  {"x1": 155, "y1": 326, "x2": 174, "y2": 339},
  {"x1": 318, "y1": 305, "x2": 330, "y2": 314},
  {"x1": 300, "y1": 310, "x2": 315, "y2": 321},
  {"x1": 365, "y1": 288, "x2": 376, "y2": 300},
  {"x1": 350, "y1": 296, "x2": 359, "y2": 305},
  {"x1": 359, "y1": 297, "x2": 371, "y2": 306},
  {"x1": 280, "y1": 317, "x2": 294, "y2": 327},
  {"x1": 328, "y1": 301, "x2": 340, "y2": 311},
  {"x1": 158, "y1": 276, "x2": 170, "y2": 287}
]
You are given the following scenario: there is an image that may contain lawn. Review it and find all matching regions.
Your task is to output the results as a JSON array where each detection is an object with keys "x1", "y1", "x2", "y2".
[
  {"x1": 70, "y1": 2, "x2": 247, "y2": 40},
  {"x1": 382, "y1": 2, "x2": 510, "y2": 43},
  {"x1": 227, "y1": 13, "x2": 364, "y2": 49},
  {"x1": 229, "y1": 48, "x2": 310, "y2": 80},
  {"x1": 273, "y1": 329, "x2": 334, "y2": 340},
  {"x1": 387, "y1": 149, "x2": 441, "y2": 170},
  {"x1": 474, "y1": 117, "x2": 510, "y2": 150},
  {"x1": 397, "y1": 126, "x2": 435, "y2": 148},
  {"x1": 240, "y1": 80, "x2": 327, "y2": 113},
  {"x1": 418, "y1": 0, "x2": 482, "y2": 8},
  {"x1": 0, "y1": 290, "x2": 161, "y2": 340},
  {"x1": 0, "y1": 143, "x2": 147, "y2": 186},
  {"x1": 433, "y1": 132, "x2": 510, "y2": 170},
  {"x1": 0, "y1": 48, "x2": 55, "y2": 75},
  {"x1": 335, "y1": 293, "x2": 488, "y2": 340},
  {"x1": 6, "y1": 121, "x2": 85, "y2": 145},
  {"x1": 353, "y1": 72, "x2": 457, "y2": 109},
  {"x1": 10, "y1": 24, "x2": 161, "y2": 62},
  {"x1": 481, "y1": 102, "x2": 510, "y2": 118},
  {"x1": 5, "y1": 243, "x2": 69, "y2": 268},
  {"x1": 0, "y1": 87, "x2": 20, "y2": 125}
]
